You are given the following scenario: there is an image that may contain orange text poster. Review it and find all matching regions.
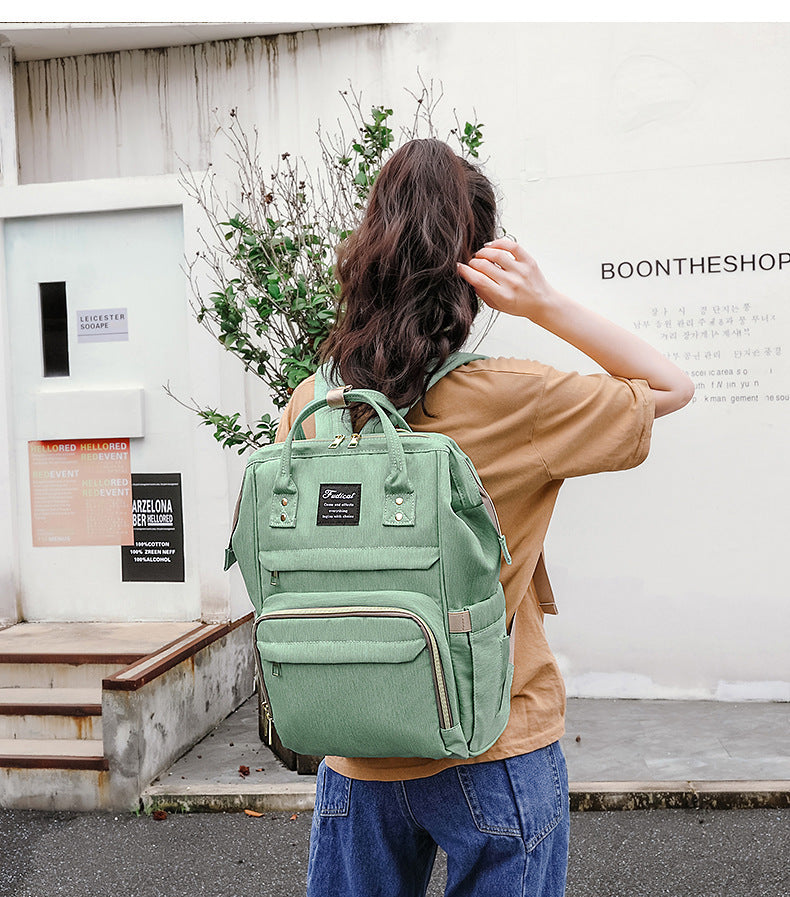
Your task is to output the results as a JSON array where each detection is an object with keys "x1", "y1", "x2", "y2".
[{"x1": 28, "y1": 439, "x2": 134, "y2": 546}]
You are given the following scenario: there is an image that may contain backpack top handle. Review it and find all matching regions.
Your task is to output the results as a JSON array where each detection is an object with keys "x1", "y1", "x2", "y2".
[{"x1": 270, "y1": 389, "x2": 416, "y2": 530}]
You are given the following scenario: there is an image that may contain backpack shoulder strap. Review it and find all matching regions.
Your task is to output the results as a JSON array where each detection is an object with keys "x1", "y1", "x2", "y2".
[
  {"x1": 311, "y1": 351, "x2": 487, "y2": 437},
  {"x1": 422, "y1": 352, "x2": 487, "y2": 394},
  {"x1": 312, "y1": 363, "x2": 349, "y2": 439}
]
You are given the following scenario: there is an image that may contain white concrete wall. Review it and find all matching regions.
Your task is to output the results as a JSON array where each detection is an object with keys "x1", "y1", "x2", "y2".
[
  {"x1": 6, "y1": 23, "x2": 790, "y2": 696},
  {"x1": 0, "y1": 178, "x2": 247, "y2": 623},
  {"x1": 4, "y1": 205, "x2": 196, "y2": 621}
]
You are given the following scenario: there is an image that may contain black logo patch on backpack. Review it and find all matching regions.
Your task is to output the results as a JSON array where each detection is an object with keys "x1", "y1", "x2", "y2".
[{"x1": 316, "y1": 483, "x2": 362, "y2": 526}]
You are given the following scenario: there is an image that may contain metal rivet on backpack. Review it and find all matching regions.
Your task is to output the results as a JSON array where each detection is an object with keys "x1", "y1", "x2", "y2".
[
  {"x1": 395, "y1": 512, "x2": 403, "y2": 521},
  {"x1": 280, "y1": 513, "x2": 286, "y2": 522},
  {"x1": 281, "y1": 498, "x2": 288, "y2": 506},
  {"x1": 395, "y1": 497, "x2": 403, "y2": 505}
]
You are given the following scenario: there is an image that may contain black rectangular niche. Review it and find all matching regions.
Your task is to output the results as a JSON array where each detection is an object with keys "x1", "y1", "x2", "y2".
[{"x1": 39, "y1": 282, "x2": 69, "y2": 377}]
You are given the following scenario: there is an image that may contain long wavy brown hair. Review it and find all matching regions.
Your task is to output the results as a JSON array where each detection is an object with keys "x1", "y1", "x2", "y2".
[{"x1": 320, "y1": 138, "x2": 497, "y2": 421}]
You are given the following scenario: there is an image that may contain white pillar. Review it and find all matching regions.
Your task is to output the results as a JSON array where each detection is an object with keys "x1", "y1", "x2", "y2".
[
  {"x1": 0, "y1": 37, "x2": 20, "y2": 622},
  {"x1": 0, "y1": 38, "x2": 18, "y2": 188},
  {"x1": 0, "y1": 214, "x2": 20, "y2": 625}
]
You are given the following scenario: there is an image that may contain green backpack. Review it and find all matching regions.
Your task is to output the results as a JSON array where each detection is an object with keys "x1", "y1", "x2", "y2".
[{"x1": 225, "y1": 353, "x2": 514, "y2": 759}]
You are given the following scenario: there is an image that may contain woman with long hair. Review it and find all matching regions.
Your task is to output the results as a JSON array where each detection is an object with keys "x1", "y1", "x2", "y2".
[{"x1": 276, "y1": 138, "x2": 693, "y2": 897}]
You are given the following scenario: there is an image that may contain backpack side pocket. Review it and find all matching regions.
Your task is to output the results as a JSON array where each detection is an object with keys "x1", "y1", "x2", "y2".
[{"x1": 448, "y1": 585, "x2": 512, "y2": 756}]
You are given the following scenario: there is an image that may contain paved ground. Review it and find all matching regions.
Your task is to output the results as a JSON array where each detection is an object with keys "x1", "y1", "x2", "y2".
[
  {"x1": 4, "y1": 698, "x2": 788, "y2": 896},
  {"x1": 1, "y1": 806, "x2": 788, "y2": 897},
  {"x1": 142, "y1": 695, "x2": 790, "y2": 812}
]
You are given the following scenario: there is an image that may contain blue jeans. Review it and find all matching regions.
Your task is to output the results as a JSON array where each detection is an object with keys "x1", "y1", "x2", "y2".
[{"x1": 306, "y1": 742, "x2": 570, "y2": 897}]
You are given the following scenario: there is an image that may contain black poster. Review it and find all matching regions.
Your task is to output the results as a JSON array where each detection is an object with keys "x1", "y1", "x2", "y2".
[{"x1": 121, "y1": 473, "x2": 184, "y2": 582}]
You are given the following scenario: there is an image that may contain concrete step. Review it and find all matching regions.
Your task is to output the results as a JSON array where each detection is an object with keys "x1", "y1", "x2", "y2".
[
  {"x1": 0, "y1": 738, "x2": 107, "y2": 770},
  {"x1": 0, "y1": 617, "x2": 255, "y2": 811},
  {"x1": 0, "y1": 621, "x2": 198, "y2": 688},
  {"x1": 0, "y1": 688, "x2": 102, "y2": 739},
  {"x1": 0, "y1": 661, "x2": 128, "y2": 689}
]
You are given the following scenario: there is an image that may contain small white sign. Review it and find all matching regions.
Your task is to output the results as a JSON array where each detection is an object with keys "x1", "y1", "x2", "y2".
[{"x1": 76, "y1": 308, "x2": 129, "y2": 343}]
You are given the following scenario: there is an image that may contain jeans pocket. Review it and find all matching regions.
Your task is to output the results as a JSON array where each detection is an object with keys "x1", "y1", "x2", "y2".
[
  {"x1": 317, "y1": 761, "x2": 352, "y2": 818},
  {"x1": 456, "y1": 743, "x2": 566, "y2": 850},
  {"x1": 506, "y1": 743, "x2": 566, "y2": 851}
]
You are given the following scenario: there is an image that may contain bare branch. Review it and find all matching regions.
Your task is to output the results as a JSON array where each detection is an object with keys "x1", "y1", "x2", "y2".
[{"x1": 173, "y1": 81, "x2": 490, "y2": 449}]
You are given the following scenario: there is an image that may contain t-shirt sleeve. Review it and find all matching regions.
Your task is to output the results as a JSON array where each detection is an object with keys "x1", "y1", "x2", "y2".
[
  {"x1": 532, "y1": 367, "x2": 655, "y2": 480},
  {"x1": 274, "y1": 375, "x2": 317, "y2": 444},
  {"x1": 274, "y1": 402, "x2": 295, "y2": 443}
]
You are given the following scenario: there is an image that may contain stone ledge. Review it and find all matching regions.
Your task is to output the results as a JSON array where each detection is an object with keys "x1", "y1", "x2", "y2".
[
  {"x1": 142, "y1": 782, "x2": 317, "y2": 814},
  {"x1": 140, "y1": 779, "x2": 790, "y2": 815},
  {"x1": 104, "y1": 614, "x2": 253, "y2": 691},
  {"x1": 570, "y1": 781, "x2": 790, "y2": 811}
]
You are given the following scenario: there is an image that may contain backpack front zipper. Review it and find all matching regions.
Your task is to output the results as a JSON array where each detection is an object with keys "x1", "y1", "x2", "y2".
[{"x1": 254, "y1": 606, "x2": 454, "y2": 730}]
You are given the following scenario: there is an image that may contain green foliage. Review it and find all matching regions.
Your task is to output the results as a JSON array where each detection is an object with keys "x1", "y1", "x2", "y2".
[
  {"x1": 344, "y1": 105, "x2": 395, "y2": 201},
  {"x1": 455, "y1": 121, "x2": 485, "y2": 158},
  {"x1": 177, "y1": 80, "x2": 485, "y2": 451}
]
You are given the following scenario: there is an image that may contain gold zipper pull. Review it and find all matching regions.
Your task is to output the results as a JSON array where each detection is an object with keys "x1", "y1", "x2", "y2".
[
  {"x1": 348, "y1": 433, "x2": 361, "y2": 448},
  {"x1": 328, "y1": 434, "x2": 345, "y2": 448}
]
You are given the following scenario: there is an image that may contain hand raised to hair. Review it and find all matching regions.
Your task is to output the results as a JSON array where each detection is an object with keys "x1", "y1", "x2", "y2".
[
  {"x1": 459, "y1": 239, "x2": 695, "y2": 417},
  {"x1": 457, "y1": 238, "x2": 557, "y2": 323}
]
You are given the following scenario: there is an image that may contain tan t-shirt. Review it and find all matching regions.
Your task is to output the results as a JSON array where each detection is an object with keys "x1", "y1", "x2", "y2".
[{"x1": 275, "y1": 356, "x2": 655, "y2": 781}]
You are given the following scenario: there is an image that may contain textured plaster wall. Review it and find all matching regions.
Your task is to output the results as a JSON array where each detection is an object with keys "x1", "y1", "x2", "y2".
[{"x1": 103, "y1": 621, "x2": 255, "y2": 809}]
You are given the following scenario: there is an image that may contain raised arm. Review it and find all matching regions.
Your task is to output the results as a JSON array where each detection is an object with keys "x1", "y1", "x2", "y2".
[{"x1": 458, "y1": 238, "x2": 695, "y2": 418}]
